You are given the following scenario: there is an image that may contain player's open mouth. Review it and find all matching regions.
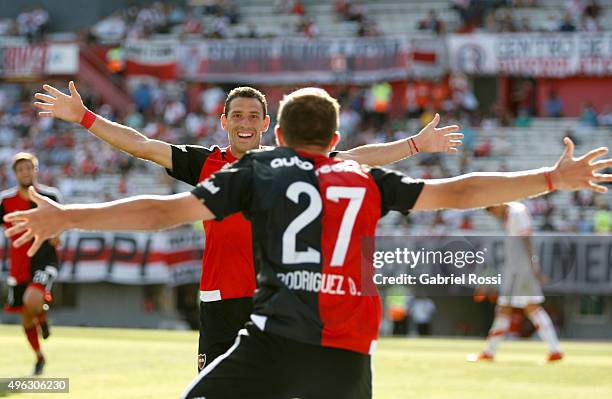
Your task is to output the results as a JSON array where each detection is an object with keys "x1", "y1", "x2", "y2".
[{"x1": 237, "y1": 132, "x2": 254, "y2": 138}]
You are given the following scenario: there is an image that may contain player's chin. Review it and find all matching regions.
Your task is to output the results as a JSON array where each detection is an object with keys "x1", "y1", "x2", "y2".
[{"x1": 235, "y1": 138, "x2": 260, "y2": 152}]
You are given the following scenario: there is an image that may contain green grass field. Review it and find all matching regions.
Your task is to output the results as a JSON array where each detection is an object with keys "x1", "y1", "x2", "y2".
[{"x1": 1, "y1": 324, "x2": 611, "y2": 398}]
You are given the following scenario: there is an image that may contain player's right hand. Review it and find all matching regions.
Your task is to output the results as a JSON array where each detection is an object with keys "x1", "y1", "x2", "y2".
[
  {"x1": 33, "y1": 81, "x2": 87, "y2": 124},
  {"x1": 3, "y1": 187, "x2": 66, "y2": 257}
]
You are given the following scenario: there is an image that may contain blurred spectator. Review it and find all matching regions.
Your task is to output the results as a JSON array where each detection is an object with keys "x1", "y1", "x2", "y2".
[
  {"x1": 565, "y1": 0, "x2": 586, "y2": 21},
  {"x1": 557, "y1": 211, "x2": 575, "y2": 232},
  {"x1": 365, "y1": 82, "x2": 392, "y2": 127},
  {"x1": 357, "y1": 18, "x2": 380, "y2": 37},
  {"x1": 386, "y1": 288, "x2": 411, "y2": 336},
  {"x1": 459, "y1": 214, "x2": 474, "y2": 230},
  {"x1": 164, "y1": 99, "x2": 187, "y2": 126},
  {"x1": 575, "y1": 210, "x2": 593, "y2": 233},
  {"x1": 133, "y1": 84, "x2": 152, "y2": 113},
  {"x1": 559, "y1": 13, "x2": 576, "y2": 31},
  {"x1": 409, "y1": 297, "x2": 436, "y2": 336},
  {"x1": 513, "y1": 80, "x2": 535, "y2": 117},
  {"x1": 545, "y1": 90, "x2": 563, "y2": 118},
  {"x1": 579, "y1": 14, "x2": 600, "y2": 31},
  {"x1": 347, "y1": 1, "x2": 367, "y2": 23},
  {"x1": 16, "y1": 6, "x2": 49, "y2": 42},
  {"x1": 541, "y1": 215, "x2": 556, "y2": 231},
  {"x1": 574, "y1": 190, "x2": 595, "y2": 207},
  {"x1": 292, "y1": 0, "x2": 306, "y2": 16},
  {"x1": 0, "y1": 18, "x2": 14, "y2": 35},
  {"x1": 578, "y1": 102, "x2": 598, "y2": 127},
  {"x1": 584, "y1": 0, "x2": 602, "y2": 19},
  {"x1": 593, "y1": 202, "x2": 611, "y2": 233},
  {"x1": 542, "y1": 15, "x2": 559, "y2": 32},
  {"x1": 183, "y1": 12, "x2": 204, "y2": 35},
  {"x1": 597, "y1": 106, "x2": 612, "y2": 126},
  {"x1": 299, "y1": 18, "x2": 319, "y2": 38},
  {"x1": 418, "y1": 10, "x2": 445, "y2": 34},
  {"x1": 91, "y1": 13, "x2": 127, "y2": 43},
  {"x1": 474, "y1": 138, "x2": 492, "y2": 157},
  {"x1": 518, "y1": 17, "x2": 532, "y2": 32},
  {"x1": 515, "y1": 107, "x2": 532, "y2": 127}
]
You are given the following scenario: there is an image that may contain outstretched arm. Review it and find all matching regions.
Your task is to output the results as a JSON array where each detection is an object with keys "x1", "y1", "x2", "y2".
[
  {"x1": 33, "y1": 81, "x2": 172, "y2": 169},
  {"x1": 4, "y1": 187, "x2": 213, "y2": 257},
  {"x1": 334, "y1": 113, "x2": 463, "y2": 165},
  {"x1": 413, "y1": 138, "x2": 612, "y2": 211}
]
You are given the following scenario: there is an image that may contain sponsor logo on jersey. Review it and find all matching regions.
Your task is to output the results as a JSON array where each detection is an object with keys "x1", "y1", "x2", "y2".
[
  {"x1": 316, "y1": 160, "x2": 368, "y2": 177},
  {"x1": 270, "y1": 156, "x2": 313, "y2": 170}
]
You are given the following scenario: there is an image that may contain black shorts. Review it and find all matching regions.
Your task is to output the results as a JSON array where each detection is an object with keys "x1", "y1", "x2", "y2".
[
  {"x1": 198, "y1": 297, "x2": 253, "y2": 370},
  {"x1": 183, "y1": 323, "x2": 372, "y2": 399},
  {"x1": 4, "y1": 265, "x2": 58, "y2": 313}
]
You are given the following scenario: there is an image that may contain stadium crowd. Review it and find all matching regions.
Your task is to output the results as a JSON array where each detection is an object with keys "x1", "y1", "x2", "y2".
[
  {"x1": 1, "y1": 78, "x2": 610, "y2": 233},
  {"x1": 2, "y1": 0, "x2": 607, "y2": 42}
]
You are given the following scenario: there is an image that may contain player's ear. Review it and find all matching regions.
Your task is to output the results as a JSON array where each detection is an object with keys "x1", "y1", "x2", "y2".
[
  {"x1": 262, "y1": 114, "x2": 271, "y2": 133},
  {"x1": 327, "y1": 131, "x2": 341, "y2": 152},
  {"x1": 275, "y1": 125, "x2": 286, "y2": 147},
  {"x1": 220, "y1": 113, "x2": 228, "y2": 131}
]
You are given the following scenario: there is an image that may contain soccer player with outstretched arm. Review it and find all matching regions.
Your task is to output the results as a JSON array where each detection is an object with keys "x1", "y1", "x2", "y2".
[
  {"x1": 7, "y1": 88, "x2": 611, "y2": 398},
  {"x1": 32, "y1": 81, "x2": 463, "y2": 371}
]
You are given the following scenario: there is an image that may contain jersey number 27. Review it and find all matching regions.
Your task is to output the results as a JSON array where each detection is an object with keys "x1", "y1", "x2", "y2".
[{"x1": 282, "y1": 182, "x2": 365, "y2": 267}]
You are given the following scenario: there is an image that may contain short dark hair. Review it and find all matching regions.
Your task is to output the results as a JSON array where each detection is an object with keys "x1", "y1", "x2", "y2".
[
  {"x1": 277, "y1": 88, "x2": 340, "y2": 148},
  {"x1": 224, "y1": 87, "x2": 268, "y2": 117}
]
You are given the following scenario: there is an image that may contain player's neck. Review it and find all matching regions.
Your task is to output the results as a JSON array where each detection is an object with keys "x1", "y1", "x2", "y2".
[
  {"x1": 290, "y1": 145, "x2": 329, "y2": 156},
  {"x1": 17, "y1": 185, "x2": 32, "y2": 200}
]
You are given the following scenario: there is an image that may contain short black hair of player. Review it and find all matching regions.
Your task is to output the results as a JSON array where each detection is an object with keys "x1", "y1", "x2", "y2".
[
  {"x1": 277, "y1": 88, "x2": 340, "y2": 148},
  {"x1": 224, "y1": 87, "x2": 268, "y2": 118}
]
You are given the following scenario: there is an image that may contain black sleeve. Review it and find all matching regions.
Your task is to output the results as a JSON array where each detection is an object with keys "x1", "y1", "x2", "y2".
[
  {"x1": 166, "y1": 145, "x2": 216, "y2": 186},
  {"x1": 190, "y1": 155, "x2": 254, "y2": 221},
  {"x1": 328, "y1": 151, "x2": 339, "y2": 158},
  {"x1": 0, "y1": 200, "x2": 4, "y2": 226},
  {"x1": 370, "y1": 167, "x2": 425, "y2": 216}
]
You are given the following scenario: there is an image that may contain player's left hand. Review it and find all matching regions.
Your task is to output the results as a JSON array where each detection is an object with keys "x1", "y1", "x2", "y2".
[
  {"x1": 3, "y1": 186, "x2": 66, "y2": 257},
  {"x1": 413, "y1": 113, "x2": 463, "y2": 153},
  {"x1": 551, "y1": 137, "x2": 612, "y2": 193}
]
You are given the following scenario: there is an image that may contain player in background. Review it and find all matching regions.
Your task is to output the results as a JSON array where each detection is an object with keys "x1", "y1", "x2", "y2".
[
  {"x1": 468, "y1": 202, "x2": 563, "y2": 363},
  {"x1": 32, "y1": 81, "x2": 464, "y2": 371},
  {"x1": 6, "y1": 88, "x2": 610, "y2": 398},
  {"x1": 0, "y1": 153, "x2": 62, "y2": 375}
]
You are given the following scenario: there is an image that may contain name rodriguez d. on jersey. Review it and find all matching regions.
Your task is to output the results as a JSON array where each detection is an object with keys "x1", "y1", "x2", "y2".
[{"x1": 277, "y1": 270, "x2": 361, "y2": 296}]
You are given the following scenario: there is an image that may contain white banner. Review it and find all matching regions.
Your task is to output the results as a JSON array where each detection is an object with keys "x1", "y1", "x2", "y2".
[
  {"x1": 448, "y1": 33, "x2": 612, "y2": 77},
  {"x1": 124, "y1": 40, "x2": 177, "y2": 65},
  {"x1": 1, "y1": 229, "x2": 204, "y2": 286},
  {"x1": 0, "y1": 43, "x2": 78, "y2": 77},
  {"x1": 46, "y1": 43, "x2": 79, "y2": 75}
]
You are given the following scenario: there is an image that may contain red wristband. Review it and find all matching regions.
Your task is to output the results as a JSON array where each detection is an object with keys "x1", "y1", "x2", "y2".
[
  {"x1": 544, "y1": 171, "x2": 555, "y2": 192},
  {"x1": 410, "y1": 137, "x2": 419, "y2": 153},
  {"x1": 80, "y1": 110, "x2": 96, "y2": 129}
]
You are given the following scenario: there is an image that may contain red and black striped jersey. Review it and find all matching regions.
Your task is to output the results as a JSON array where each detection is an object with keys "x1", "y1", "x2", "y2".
[
  {"x1": 166, "y1": 144, "x2": 255, "y2": 301},
  {"x1": 0, "y1": 185, "x2": 62, "y2": 284},
  {"x1": 191, "y1": 147, "x2": 424, "y2": 355}
]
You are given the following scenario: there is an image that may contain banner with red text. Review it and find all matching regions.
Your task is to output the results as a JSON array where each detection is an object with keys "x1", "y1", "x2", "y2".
[{"x1": 448, "y1": 33, "x2": 612, "y2": 77}]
